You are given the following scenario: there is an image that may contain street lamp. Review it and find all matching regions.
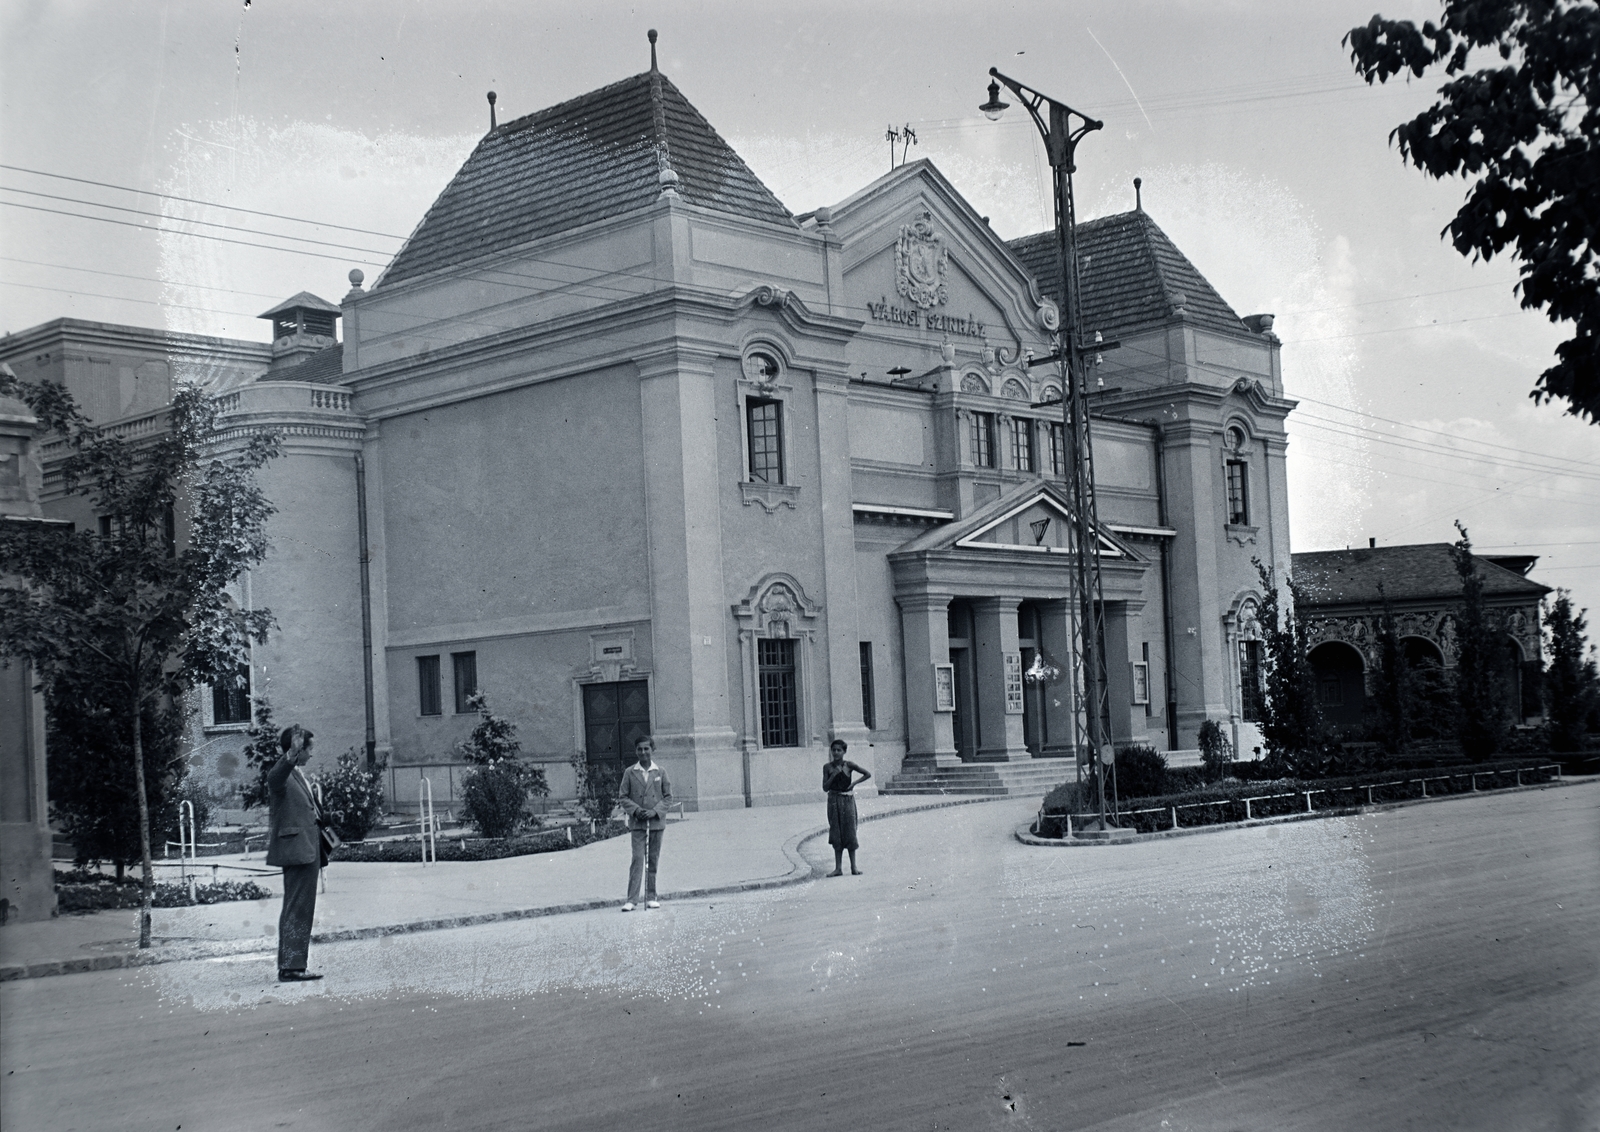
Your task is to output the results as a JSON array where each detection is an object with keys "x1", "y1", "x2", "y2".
[{"x1": 981, "y1": 66, "x2": 1116, "y2": 833}]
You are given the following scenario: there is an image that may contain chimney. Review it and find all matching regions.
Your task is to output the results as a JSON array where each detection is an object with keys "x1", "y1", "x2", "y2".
[{"x1": 1369, "y1": 537, "x2": 1376, "y2": 548}]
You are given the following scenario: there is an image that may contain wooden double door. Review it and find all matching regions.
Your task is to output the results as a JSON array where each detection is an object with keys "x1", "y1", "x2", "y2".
[{"x1": 582, "y1": 680, "x2": 652, "y2": 786}]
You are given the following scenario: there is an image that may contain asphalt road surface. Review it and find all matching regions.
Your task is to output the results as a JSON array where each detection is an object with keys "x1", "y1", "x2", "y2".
[{"x1": 4, "y1": 785, "x2": 1596, "y2": 1132}]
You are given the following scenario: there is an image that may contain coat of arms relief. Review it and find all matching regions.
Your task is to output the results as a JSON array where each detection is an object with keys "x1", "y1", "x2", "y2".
[{"x1": 896, "y1": 210, "x2": 949, "y2": 310}]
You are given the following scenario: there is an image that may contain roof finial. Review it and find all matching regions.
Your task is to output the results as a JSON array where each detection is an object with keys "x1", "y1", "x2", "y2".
[
  {"x1": 1134, "y1": 176, "x2": 1143, "y2": 212},
  {"x1": 646, "y1": 29, "x2": 676, "y2": 195},
  {"x1": 487, "y1": 91, "x2": 497, "y2": 132},
  {"x1": 648, "y1": 28, "x2": 658, "y2": 73}
]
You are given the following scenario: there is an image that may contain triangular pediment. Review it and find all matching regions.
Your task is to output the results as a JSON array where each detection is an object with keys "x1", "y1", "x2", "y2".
[
  {"x1": 826, "y1": 161, "x2": 1058, "y2": 361},
  {"x1": 890, "y1": 482, "x2": 1134, "y2": 560}
]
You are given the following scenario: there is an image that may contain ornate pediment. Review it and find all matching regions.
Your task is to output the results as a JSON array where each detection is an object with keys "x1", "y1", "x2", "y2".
[{"x1": 732, "y1": 573, "x2": 822, "y2": 637}]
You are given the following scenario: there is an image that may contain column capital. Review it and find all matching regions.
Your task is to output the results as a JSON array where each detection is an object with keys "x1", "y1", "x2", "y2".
[{"x1": 896, "y1": 592, "x2": 955, "y2": 614}]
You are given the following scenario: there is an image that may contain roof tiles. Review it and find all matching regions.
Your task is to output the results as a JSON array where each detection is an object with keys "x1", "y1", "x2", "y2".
[
  {"x1": 1292, "y1": 544, "x2": 1549, "y2": 607},
  {"x1": 378, "y1": 73, "x2": 793, "y2": 288},
  {"x1": 1008, "y1": 210, "x2": 1247, "y2": 339}
]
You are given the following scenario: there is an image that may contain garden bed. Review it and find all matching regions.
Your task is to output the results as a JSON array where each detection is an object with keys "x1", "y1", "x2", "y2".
[
  {"x1": 1036, "y1": 758, "x2": 1561, "y2": 838},
  {"x1": 53, "y1": 869, "x2": 274, "y2": 914},
  {"x1": 332, "y1": 820, "x2": 627, "y2": 863}
]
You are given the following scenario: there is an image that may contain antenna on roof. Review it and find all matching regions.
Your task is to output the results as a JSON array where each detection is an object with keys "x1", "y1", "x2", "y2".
[
  {"x1": 487, "y1": 91, "x2": 497, "y2": 132},
  {"x1": 1134, "y1": 177, "x2": 1142, "y2": 212}
]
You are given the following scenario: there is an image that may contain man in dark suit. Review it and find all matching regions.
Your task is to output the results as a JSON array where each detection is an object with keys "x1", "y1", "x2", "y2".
[{"x1": 266, "y1": 725, "x2": 323, "y2": 982}]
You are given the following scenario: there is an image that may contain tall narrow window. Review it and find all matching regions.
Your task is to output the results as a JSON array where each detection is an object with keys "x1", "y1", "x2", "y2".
[
  {"x1": 757, "y1": 638, "x2": 800, "y2": 747},
  {"x1": 970, "y1": 412, "x2": 995, "y2": 468},
  {"x1": 1239, "y1": 640, "x2": 1263, "y2": 722},
  {"x1": 452, "y1": 651, "x2": 478, "y2": 713},
  {"x1": 1048, "y1": 421, "x2": 1067, "y2": 476},
  {"x1": 211, "y1": 664, "x2": 251, "y2": 725},
  {"x1": 1226, "y1": 460, "x2": 1249, "y2": 525},
  {"x1": 859, "y1": 641, "x2": 876, "y2": 731},
  {"x1": 747, "y1": 399, "x2": 784, "y2": 484},
  {"x1": 1010, "y1": 417, "x2": 1035, "y2": 472},
  {"x1": 417, "y1": 655, "x2": 442, "y2": 716}
]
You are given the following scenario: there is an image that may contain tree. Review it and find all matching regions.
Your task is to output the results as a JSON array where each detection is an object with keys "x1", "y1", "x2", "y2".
[
  {"x1": 0, "y1": 374, "x2": 279, "y2": 947},
  {"x1": 1345, "y1": 2, "x2": 1600, "y2": 423},
  {"x1": 455, "y1": 691, "x2": 548, "y2": 838},
  {"x1": 1368, "y1": 585, "x2": 1413, "y2": 752},
  {"x1": 1253, "y1": 560, "x2": 1326, "y2": 774},
  {"x1": 1543, "y1": 589, "x2": 1599, "y2": 753},
  {"x1": 1450, "y1": 521, "x2": 1509, "y2": 760}
]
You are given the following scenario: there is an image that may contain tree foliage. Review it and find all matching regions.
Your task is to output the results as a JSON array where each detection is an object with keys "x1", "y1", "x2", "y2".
[
  {"x1": 1346, "y1": 1, "x2": 1600, "y2": 422},
  {"x1": 1543, "y1": 589, "x2": 1599, "y2": 752},
  {"x1": 1449, "y1": 522, "x2": 1509, "y2": 760},
  {"x1": 0, "y1": 374, "x2": 279, "y2": 946},
  {"x1": 1253, "y1": 560, "x2": 1326, "y2": 773}
]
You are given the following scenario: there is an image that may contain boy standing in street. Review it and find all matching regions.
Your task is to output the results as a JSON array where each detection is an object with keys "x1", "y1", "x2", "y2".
[{"x1": 618, "y1": 736, "x2": 671, "y2": 911}]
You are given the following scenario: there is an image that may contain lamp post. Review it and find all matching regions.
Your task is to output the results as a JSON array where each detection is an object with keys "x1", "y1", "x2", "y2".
[{"x1": 981, "y1": 67, "x2": 1116, "y2": 831}]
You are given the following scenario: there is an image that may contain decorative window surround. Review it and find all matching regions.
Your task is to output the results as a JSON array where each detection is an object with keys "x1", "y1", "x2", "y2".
[
  {"x1": 732, "y1": 573, "x2": 822, "y2": 751},
  {"x1": 740, "y1": 480, "x2": 801, "y2": 512}
]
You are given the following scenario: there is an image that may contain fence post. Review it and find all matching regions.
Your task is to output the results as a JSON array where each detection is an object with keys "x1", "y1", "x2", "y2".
[
  {"x1": 1303, "y1": 791, "x2": 1311, "y2": 813},
  {"x1": 1172, "y1": 806, "x2": 1179, "y2": 831},
  {"x1": 1366, "y1": 784, "x2": 1374, "y2": 805},
  {"x1": 1244, "y1": 798, "x2": 1252, "y2": 821},
  {"x1": 1066, "y1": 814, "x2": 1073, "y2": 838},
  {"x1": 1420, "y1": 778, "x2": 1427, "y2": 798},
  {"x1": 1471, "y1": 773, "x2": 1478, "y2": 791},
  {"x1": 1515, "y1": 768, "x2": 1522, "y2": 786}
]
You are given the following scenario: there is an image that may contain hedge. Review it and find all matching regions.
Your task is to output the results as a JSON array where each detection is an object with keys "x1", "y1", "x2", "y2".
[
  {"x1": 54, "y1": 870, "x2": 274, "y2": 914},
  {"x1": 331, "y1": 820, "x2": 627, "y2": 863}
]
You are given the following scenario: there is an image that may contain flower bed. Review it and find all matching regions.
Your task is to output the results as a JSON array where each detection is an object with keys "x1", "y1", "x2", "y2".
[
  {"x1": 1036, "y1": 758, "x2": 1560, "y2": 838},
  {"x1": 54, "y1": 869, "x2": 273, "y2": 914},
  {"x1": 332, "y1": 820, "x2": 627, "y2": 863}
]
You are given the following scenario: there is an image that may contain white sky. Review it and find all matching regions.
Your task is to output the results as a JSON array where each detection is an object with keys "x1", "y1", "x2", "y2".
[{"x1": 3, "y1": 0, "x2": 1596, "y2": 620}]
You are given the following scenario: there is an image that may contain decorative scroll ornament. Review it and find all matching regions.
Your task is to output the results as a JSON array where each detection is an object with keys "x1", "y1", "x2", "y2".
[{"x1": 895, "y1": 210, "x2": 949, "y2": 310}]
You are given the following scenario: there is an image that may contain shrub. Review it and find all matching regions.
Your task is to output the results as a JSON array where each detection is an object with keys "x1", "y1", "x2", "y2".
[
  {"x1": 1112, "y1": 745, "x2": 1168, "y2": 800},
  {"x1": 455, "y1": 692, "x2": 548, "y2": 838},
  {"x1": 311, "y1": 747, "x2": 388, "y2": 841},
  {"x1": 1197, "y1": 720, "x2": 1233, "y2": 782},
  {"x1": 334, "y1": 822, "x2": 627, "y2": 863},
  {"x1": 570, "y1": 756, "x2": 622, "y2": 824},
  {"x1": 53, "y1": 869, "x2": 272, "y2": 913}
]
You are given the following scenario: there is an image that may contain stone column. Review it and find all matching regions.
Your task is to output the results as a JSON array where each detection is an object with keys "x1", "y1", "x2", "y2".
[
  {"x1": 897, "y1": 592, "x2": 958, "y2": 767},
  {"x1": 972, "y1": 596, "x2": 1028, "y2": 761},
  {"x1": 1037, "y1": 598, "x2": 1080, "y2": 760},
  {"x1": 638, "y1": 346, "x2": 741, "y2": 809},
  {"x1": 1102, "y1": 602, "x2": 1137, "y2": 745}
]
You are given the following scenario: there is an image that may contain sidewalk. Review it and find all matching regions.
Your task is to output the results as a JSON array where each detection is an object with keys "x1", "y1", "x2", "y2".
[{"x1": 0, "y1": 793, "x2": 996, "y2": 981}]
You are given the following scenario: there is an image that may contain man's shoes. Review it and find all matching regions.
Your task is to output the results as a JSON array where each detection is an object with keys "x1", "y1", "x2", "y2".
[
  {"x1": 278, "y1": 970, "x2": 323, "y2": 983},
  {"x1": 646, "y1": 899, "x2": 661, "y2": 909},
  {"x1": 621, "y1": 902, "x2": 635, "y2": 912}
]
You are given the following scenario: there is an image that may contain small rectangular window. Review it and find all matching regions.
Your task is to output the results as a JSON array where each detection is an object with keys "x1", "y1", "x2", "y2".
[
  {"x1": 452, "y1": 651, "x2": 478, "y2": 714},
  {"x1": 211, "y1": 664, "x2": 251, "y2": 725},
  {"x1": 859, "y1": 641, "x2": 876, "y2": 731},
  {"x1": 98, "y1": 515, "x2": 114, "y2": 541},
  {"x1": 747, "y1": 398, "x2": 784, "y2": 484},
  {"x1": 1048, "y1": 421, "x2": 1067, "y2": 476},
  {"x1": 970, "y1": 412, "x2": 995, "y2": 468},
  {"x1": 1010, "y1": 417, "x2": 1035, "y2": 472},
  {"x1": 1239, "y1": 640, "x2": 1263, "y2": 722},
  {"x1": 1130, "y1": 661, "x2": 1150, "y2": 705},
  {"x1": 757, "y1": 638, "x2": 800, "y2": 747},
  {"x1": 417, "y1": 655, "x2": 442, "y2": 716},
  {"x1": 1226, "y1": 460, "x2": 1249, "y2": 526}
]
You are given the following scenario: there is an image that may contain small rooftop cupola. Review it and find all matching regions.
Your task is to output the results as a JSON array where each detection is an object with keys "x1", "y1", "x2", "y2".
[{"x1": 258, "y1": 292, "x2": 341, "y2": 371}]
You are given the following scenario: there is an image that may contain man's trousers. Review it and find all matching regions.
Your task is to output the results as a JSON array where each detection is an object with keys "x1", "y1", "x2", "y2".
[
  {"x1": 627, "y1": 827, "x2": 663, "y2": 903},
  {"x1": 278, "y1": 863, "x2": 318, "y2": 971}
]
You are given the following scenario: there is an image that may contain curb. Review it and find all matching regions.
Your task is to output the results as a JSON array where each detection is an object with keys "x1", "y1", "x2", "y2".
[
  {"x1": 1014, "y1": 775, "x2": 1595, "y2": 848},
  {"x1": 0, "y1": 796, "x2": 1003, "y2": 982}
]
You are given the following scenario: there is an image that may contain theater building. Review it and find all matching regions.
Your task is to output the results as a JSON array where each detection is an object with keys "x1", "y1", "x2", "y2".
[{"x1": 4, "y1": 59, "x2": 1298, "y2": 810}]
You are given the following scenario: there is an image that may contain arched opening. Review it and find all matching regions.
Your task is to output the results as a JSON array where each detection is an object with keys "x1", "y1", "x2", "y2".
[
  {"x1": 1504, "y1": 636, "x2": 1539, "y2": 723},
  {"x1": 1398, "y1": 636, "x2": 1455, "y2": 739},
  {"x1": 1309, "y1": 641, "x2": 1366, "y2": 733}
]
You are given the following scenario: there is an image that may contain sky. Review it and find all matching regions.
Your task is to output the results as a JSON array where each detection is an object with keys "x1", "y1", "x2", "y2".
[{"x1": 2, "y1": 0, "x2": 1596, "y2": 624}]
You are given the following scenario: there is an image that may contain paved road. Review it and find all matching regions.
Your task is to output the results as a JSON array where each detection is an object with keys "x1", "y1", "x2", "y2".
[{"x1": 4, "y1": 785, "x2": 1596, "y2": 1131}]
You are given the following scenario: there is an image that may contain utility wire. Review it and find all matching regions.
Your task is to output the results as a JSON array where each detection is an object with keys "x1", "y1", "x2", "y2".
[{"x1": 0, "y1": 163, "x2": 408, "y2": 240}]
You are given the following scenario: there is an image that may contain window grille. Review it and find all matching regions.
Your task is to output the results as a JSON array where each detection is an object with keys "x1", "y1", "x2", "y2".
[
  {"x1": 1226, "y1": 460, "x2": 1249, "y2": 525},
  {"x1": 859, "y1": 642, "x2": 876, "y2": 730},
  {"x1": 1239, "y1": 640, "x2": 1264, "y2": 722},
  {"x1": 1048, "y1": 421, "x2": 1066, "y2": 476},
  {"x1": 747, "y1": 399, "x2": 784, "y2": 484},
  {"x1": 417, "y1": 655, "x2": 442, "y2": 716},
  {"x1": 970, "y1": 412, "x2": 995, "y2": 468},
  {"x1": 211, "y1": 664, "x2": 251, "y2": 725},
  {"x1": 1010, "y1": 417, "x2": 1035, "y2": 472},
  {"x1": 757, "y1": 638, "x2": 800, "y2": 747},
  {"x1": 452, "y1": 651, "x2": 478, "y2": 714}
]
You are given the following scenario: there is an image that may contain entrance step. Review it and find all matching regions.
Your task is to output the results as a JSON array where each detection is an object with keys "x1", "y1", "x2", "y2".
[{"x1": 879, "y1": 760, "x2": 1078, "y2": 798}]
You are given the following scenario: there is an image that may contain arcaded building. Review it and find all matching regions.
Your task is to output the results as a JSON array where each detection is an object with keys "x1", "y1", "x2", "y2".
[{"x1": 4, "y1": 59, "x2": 1297, "y2": 810}]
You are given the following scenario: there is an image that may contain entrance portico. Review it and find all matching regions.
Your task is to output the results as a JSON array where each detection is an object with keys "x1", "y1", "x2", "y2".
[{"x1": 889, "y1": 484, "x2": 1149, "y2": 768}]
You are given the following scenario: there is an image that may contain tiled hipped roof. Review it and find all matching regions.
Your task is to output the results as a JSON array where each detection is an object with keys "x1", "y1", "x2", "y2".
[
  {"x1": 378, "y1": 73, "x2": 794, "y2": 288},
  {"x1": 1008, "y1": 211, "x2": 1247, "y2": 339},
  {"x1": 1292, "y1": 544, "x2": 1549, "y2": 607}
]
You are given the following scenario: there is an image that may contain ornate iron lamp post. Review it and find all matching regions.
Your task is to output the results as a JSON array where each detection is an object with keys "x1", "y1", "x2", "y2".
[{"x1": 981, "y1": 67, "x2": 1116, "y2": 831}]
